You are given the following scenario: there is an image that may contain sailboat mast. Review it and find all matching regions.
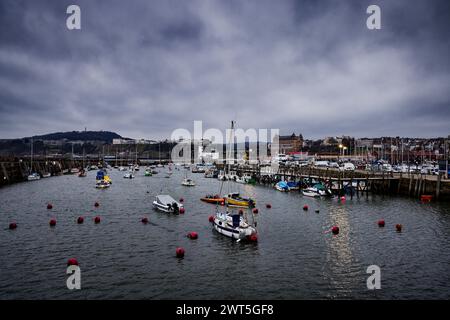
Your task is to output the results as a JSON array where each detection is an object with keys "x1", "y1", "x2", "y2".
[{"x1": 30, "y1": 138, "x2": 33, "y2": 173}]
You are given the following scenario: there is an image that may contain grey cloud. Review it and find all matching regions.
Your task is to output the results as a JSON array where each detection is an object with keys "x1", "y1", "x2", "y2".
[{"x1": 0, "y1": 0, "x2": 449, "y2": 139}]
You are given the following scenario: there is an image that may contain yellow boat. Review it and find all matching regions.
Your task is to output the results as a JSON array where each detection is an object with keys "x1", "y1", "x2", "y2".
[
  {"x1": 225, "y1": 193, "x2": 256, "y2": 208},
  {"x1": 103, "y1": 175, "x2": 112, "y2": 184}
]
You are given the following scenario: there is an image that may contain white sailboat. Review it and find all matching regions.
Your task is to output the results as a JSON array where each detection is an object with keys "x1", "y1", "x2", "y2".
[
  {"x1": 212, "y1": 121, "x2": 257, "y2": 242},
  {"x1": 27, "y1": 138, "x2": 41, "y2": 181}
]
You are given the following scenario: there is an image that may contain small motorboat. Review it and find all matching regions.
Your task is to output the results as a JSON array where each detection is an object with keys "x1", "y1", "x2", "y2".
[
  {"x1": 275, "y1": 181, "x2": 289, "y2": 192},
  {"x1": 287, "y1": 181, "x2": 300, "y2": 191},
  {"x1": 123, "y1": 171, "x2": 134, "y2": 179},
  {"x1": 200, "y1": 195, "x2": 225, "y2": 204},
  {"x1": 225, "y1": 193, "x2": 256, "y2": 208},
  {"x1": 42, "y1": 172, "x2": 51, "y2": 178},
  {"x1": 78, "y1": 169, "x2": 87, "y2": 177},
  {"x1": 302, "y1": 187, "x2": 321, "y2": 197},
  {"x1": 144, "y1": 168, "x2": 152, "y2": 176},
  {"x1": 27, "y1": 173, "x2": 41, "y2": 181},
  {"x1": 181, "y1": 178, "x2": 195, "y2": 186},
  {"x1": 95, "y1": 180, "x2": 110, "y2": 189},
  {"x1": 153, "y1": 195, "x2": 183, "y2": 214}
]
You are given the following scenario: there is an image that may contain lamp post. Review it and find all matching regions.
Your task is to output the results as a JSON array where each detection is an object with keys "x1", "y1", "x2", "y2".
[{"x1": 338, "y1": 144, "x2": 343, "y2": 162}]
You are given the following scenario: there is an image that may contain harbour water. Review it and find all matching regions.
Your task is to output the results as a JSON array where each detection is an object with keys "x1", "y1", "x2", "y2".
[{"x1": 1, "y1": 168, "x2": 450, "y2": 299}]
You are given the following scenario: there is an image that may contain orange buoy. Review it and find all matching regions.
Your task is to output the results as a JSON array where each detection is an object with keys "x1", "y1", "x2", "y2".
[
  {"x1": 179, "y1": 198, "x2": 184, "y2": 203},
  {"x1": 252, "y1": 208, "x2": 259, "y2": 214},
  {"x1": 266, "y1": 204, "x2": 272, "y2": 209},
  {"x1": 176, "y1": 247, "x2": 185, "y2": 258},
  {"x1": 187, "y1": 232, "x2": 198, "y2": 239},
  {"x1": 9, "y1": 222, "x2": 17, "y2": 230},
  {"x1": 378, "y1": 219, "x2": 385, "y2": 227},
  {"x1": 47, "y1": 203, "x2": 53, "y2": 210},
  {"x1": 331, "y1": 226, "x2": 339, "y2": 235},
  {"x1": 303, "y1": 205, "x2": 308, "y2": 211},
  {"x1": 179, "y1": 207, "x2": 185, "y2": 214},
  {"x1": 208, "y1": 215, "x2": 214, "y2": 223},
  {"x1": 77, "y1": 217, "x2": 84, "y2": 224},
  {"x1": 49, "y1": 219, "x2": 56, "y2": 227},
  {"x1": 67, "y1": 258, "x2": 78, "y2": 266},
  {"x1": 94, "y1": 202, "x2": 100, "y2": 207},
  {"x1": 396, "y1": 224, "x2": 402, "y2": 232},
  {"x1": 94, "y1": 216, "x2": 101, "y2": 224},
  {"x1": 141, "y1": 217, "x2": 149, "y2": 224}
]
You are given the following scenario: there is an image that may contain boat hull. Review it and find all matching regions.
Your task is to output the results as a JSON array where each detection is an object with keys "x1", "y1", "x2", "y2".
[{"x1": 200, "y1": 197, "x2": 225, "y2": 204}]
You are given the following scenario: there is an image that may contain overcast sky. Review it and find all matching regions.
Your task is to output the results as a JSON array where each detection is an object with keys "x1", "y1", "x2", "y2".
[{"x1": 0, "y1": 0, "x2": 449, "y2": 140}]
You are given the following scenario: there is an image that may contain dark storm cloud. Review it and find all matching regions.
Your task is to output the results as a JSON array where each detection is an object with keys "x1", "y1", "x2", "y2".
[{"x1": 0, "y1": 0, "x2": 449, "y2": 139}]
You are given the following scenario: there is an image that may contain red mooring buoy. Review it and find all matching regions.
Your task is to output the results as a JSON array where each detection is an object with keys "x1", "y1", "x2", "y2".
[
  {"x1": 331, "y1": 226, "x2": 340, "y2": 235},
  {"x1": 141, "y1": 217, "x2": 149, "y2": 224},
  {"x1": 378, "y1": 219, "x2": 385, "y2": 227},
  {"x1": 77, "y1": 217, "x2": 84, "y2": 224},
  {"x1": 94, "y1": 202, "x2": 100, "y2": 207},
  {"x1": 179, "y1": 198, "x2": 184, "y2": 203},
  {"x1": 47, "y1": 203, "x2": 53, "y2": 210},
  {"x1": 249, "y1": 234, "x2": 258, "y2": 242},
  {"x1": 176, "y1": 247, "x2": 185, "y2": 258},
  {"x1": 179, "y1": 207, "x2": 185, "y2": 214},
  {"x1": 94, "y1": 216, "x2": 101, "y2": 224},
  {"x1": 9, "y1": 222, "x2": 17, "y2": 230},
  {"x1": 340, "y1": 196, "x2": 346, "y2": 201},
  {"x1": 266, "y1": 204, "x2": 272, "y2": 209},
  {"x1": 187, "y1": 232, "x2": 198, "y2": 239},
  {"x1": 208, "y1": 215, "x2": 214, "y2": 223},
  {"x1": 303, "y1": 205, "x2": 309, "y2": 211},
  {"x1": 396, "y1": 224, "x2": 402, "y2": 232},
  {"x1": 252, "y1": 208, "x2": 259, "y2": 214},
  {"x1": 67, "y1": 258, "x2": 78, "y2": 266},
  {"x1": 49, "y1": 219, "x2": 56, "y2": 227}
]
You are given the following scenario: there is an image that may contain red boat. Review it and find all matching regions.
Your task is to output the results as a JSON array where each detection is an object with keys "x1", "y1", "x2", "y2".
[{"x1": 200, "y1": 195, "x2": 225, "y2": 205}]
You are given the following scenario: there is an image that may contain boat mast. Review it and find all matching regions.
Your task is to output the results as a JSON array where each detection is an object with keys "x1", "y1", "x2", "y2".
[{"x1": 30, "y1": 137, "x2": 33, "y2": 174}]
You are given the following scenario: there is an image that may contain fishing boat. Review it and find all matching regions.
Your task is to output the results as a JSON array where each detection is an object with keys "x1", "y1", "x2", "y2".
[
  {"x1": 153, "y1": 195, "x2": 183, "y2": 214},
  {"x1": 213, "y1": 211, "x2": 257, "y2": 241},
  {"x1": 181, "y1": 178, "x2": 195, "y2": 186},
  {"x1": 275, "y1": 181, "x2": 289, "y2": 192},
  {"x1": 200, "y1": 195, "x2": 225, "y2": 204}
]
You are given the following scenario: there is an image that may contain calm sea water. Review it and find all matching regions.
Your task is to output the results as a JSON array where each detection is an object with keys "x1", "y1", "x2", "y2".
[{"x1": 0, "y1": 168, "x2": 449, "y2": 299}]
